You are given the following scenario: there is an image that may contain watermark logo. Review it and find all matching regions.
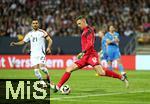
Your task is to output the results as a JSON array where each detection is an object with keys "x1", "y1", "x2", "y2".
[{"x1": 0, "y1": 79, "x2": 50, "y2": 104}]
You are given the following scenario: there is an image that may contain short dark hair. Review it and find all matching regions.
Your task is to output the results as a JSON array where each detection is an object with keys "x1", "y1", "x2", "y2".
[{"x1": 32, "y1": 18, "x2": 38, "y2": 21}]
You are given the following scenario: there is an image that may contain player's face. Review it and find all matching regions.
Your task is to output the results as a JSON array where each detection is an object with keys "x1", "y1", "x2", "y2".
[
  {"x1": 76, "y1": 19, "x2": 86, "y2": 29},
  {"x1": 98, "y1": 31, "x2": 104, "y2": 38},
  {"x1": 32, "y1": 20, "x2": 39, "y2": 30},
  {"x1": 109, "y1": 26, "x2": 115, "y2": 32}
]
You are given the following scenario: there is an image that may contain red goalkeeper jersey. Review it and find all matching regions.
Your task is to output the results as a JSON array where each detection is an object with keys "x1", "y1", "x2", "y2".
[{"x1": 81, "y1": 26, "x2": 97, "y2": 54}]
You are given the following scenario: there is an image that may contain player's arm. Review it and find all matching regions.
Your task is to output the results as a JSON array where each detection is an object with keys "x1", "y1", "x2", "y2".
[
  {"x1": 10, "y1": 40, "x2": 25, "y2": 46},
  {"x1": 41, "y1": 29, "x2": 53, "y2": 54},
  {"x1": 106, "y1": 37, "x2": 119, "y2": 44},
  {"x1": 106, "y1": 39, "x2": 113, "y2": 44},
  {"x1": 114, "y1": 34, "x2": 119, "y2": 43},
  {"x1": 10, "y1": 33, "x2": 30, "y2": 46},
  {"x1": 45, "y1": 35, "x2": 52, "y2": 54}
]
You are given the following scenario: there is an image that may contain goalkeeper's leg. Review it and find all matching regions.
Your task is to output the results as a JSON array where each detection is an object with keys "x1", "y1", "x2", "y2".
[
  {"x1": 53, "y1": 63, "x2": 79, "y2": 92},
  {"x1": 94, "y1": 65, "x2": 129, "y2": 88}
]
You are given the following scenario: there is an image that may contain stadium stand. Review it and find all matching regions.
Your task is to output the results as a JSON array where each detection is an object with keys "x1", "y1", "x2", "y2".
[{"x1": 0, "y1": 0, "x2": 149, "y2": 54}]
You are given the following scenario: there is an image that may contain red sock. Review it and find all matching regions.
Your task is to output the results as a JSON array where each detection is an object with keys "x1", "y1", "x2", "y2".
[
  {"x1": 57, "y1": 72, "x2": 71, "y2": 88},
  {"x1": 104, "y1": 69, "x2": 122, "y2": 79}
]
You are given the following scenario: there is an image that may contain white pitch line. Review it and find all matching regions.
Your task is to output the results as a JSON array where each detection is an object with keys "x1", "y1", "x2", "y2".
[
  {"x1": 50, "y1": 90, "x2": 150, "y2": 101},
  {"x1": 55, "y1": 99, "x2": 150, "y2": 104}
]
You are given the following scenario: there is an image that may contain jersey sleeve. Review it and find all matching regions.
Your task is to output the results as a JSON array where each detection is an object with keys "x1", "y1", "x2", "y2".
[
  {"x1": 103, "y1": 34, "x2": 107, "y2": 40},
  {"x1": 104, "y1": 33, "x2": 109, "y2": 40},
  {"x1": 23, "y1": 33, "x2": 30, "y2": 43},
  {"x1": 84, "y1": 30, "x2": 94, "y2": 52},
  {"x1": 40, "y1": 29, "x2": 48, "y2": 37},
  {"x1": 105, "y1": 33, "x2": 116, "y2": 44}
]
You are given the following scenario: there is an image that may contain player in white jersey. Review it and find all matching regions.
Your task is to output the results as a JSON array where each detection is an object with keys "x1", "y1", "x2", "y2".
[{"x1": 10, "y1": 19, "x2": 53, "y2": 87}]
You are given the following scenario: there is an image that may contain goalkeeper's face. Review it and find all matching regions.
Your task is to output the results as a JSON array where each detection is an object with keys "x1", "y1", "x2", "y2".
[
  {"x1": 32, "y1": 20, "x2": 39, "y2": 30},
  {"x1": 76, "y1": 19, "x2": 87, "y2": 29}
]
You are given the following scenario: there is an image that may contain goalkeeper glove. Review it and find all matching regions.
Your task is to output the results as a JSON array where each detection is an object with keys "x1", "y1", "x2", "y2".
[{"x1": 77, "y1": 51, "x2": 86, "y2": 59}]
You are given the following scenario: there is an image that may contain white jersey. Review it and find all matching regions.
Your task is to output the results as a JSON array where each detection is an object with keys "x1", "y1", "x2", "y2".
[{"x1": 23, "y1": 29, "x2": 48, "y2": 57}]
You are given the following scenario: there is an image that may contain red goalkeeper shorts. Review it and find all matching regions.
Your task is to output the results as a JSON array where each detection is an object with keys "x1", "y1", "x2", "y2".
[{"x1": 75, "y1": 52, "x2": 99, "y2": 69}]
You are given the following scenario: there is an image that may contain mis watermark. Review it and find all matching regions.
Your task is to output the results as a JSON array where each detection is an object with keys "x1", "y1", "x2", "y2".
[{"x1": 0, "y1": 79, "x2": 50, "y2": 104}]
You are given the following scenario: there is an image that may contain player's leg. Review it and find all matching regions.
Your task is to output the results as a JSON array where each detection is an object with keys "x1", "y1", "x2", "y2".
[
  {"x1": 112, "y1": 60, "x2": 117, "y2": 69},
  {"x1": 114, "y1": 50, "x2": 128, "y2": 87},
  {"x1": 57, "y1": 63, "x2": 78, "y2": 88},
  {"x1": 99, "y1": 51, "x2": 109, "y2": 69},
  {"x1": 33, "y1": 65, "x2": 42, "y2": 80},
  {"x1": 89, "y1": 53, "x2": 129, "y2": 87},
  {"x1": 106, "y1": 49, "x2": 128, "y2": 87},
  {"x1": 94, "y1": 65, "x2": 129, "y2": 87},
  {"x1": 107, "y1": 61, "x2": 113, "y2": 70},
  {"x1": 31, "y1": 56, "x2": 47, "y2": 87},
  {"x1": 89, "y1": 53, "x2": 120, "y2": 78},
  {"x1": 94, "y1": 65, "x2": 122, "y2": 79},
  {"x1": 39, "y1": 56, "x2": 52, "y2": 84},
  {"x1": 96, "y1": 59, "x2": 108, "y2": 76},
  {"x1": 114, "y1": 57, "x2": 128, "y2": 87},
  {"x1": 53, "y1": 63, "x2": 79, "y2": 92},
  {"x1": 33, "y1": 64, "x2": 47, "y2": 87},
  {"x1": 101, "y1": 59, "x2": 108, "y2": 68},
  {"x1": 114, "y1": 50, "x2": 126, "y2": 75},
  {"x1": 107, "y1": 47, "x2": 115, "y2": 71},
  {"x1": 30, "y1": 56, "x2": 43, "y2": 80},
  {"x1": 52, "y1": 56, "x2": 87, "y2": 92},
  {"x1": 116, "y1": 58, "x2": 126, "y2": 75},
  {"x1": 39, "y1": 64, "x2": 52, "y2": 85}
]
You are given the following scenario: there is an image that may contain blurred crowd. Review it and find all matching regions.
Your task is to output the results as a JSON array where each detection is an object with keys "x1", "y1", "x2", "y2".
[{"x1": 0, "y1": 0, "x2": 149, "y2": 42}]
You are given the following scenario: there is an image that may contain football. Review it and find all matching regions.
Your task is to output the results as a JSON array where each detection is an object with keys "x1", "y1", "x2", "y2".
[{"x1": 60, "y1": 85, "x2": 71, "y2": 95}]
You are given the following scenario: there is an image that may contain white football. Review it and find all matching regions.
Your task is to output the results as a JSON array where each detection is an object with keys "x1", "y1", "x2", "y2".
[{"x1": 60, "y1": 85, "x2": 71, "y2": 95}]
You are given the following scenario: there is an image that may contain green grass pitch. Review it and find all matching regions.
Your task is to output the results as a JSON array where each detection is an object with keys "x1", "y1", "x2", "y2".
[{"x1": 0, "y1": 69, "x2": 150, "y2": 104}]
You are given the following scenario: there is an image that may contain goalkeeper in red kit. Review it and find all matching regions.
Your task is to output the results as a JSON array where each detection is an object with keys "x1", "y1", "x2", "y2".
[{"x1": 51, "y1": 16, "x2": 129, "y2": 92}]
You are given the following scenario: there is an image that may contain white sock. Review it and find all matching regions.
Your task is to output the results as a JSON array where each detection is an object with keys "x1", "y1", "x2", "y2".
[
  {"x1": 34, "y1": 69, "x2": 42, "y2": 80},
  {"x1": 56, "y1": 86, "x2": 59, "y2": 90},
  {"x1": 121, "y1": 72, "x2": 126, "y2": 75}
]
